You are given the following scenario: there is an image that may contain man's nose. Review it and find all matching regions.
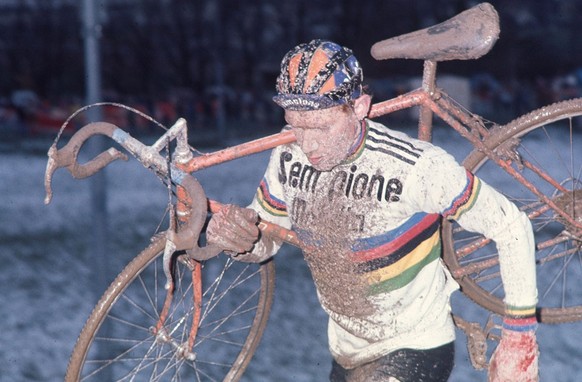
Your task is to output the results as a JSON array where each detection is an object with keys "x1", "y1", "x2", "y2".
[{"x1": 299, "y1": 133, "x2": 319, "y2": 154}]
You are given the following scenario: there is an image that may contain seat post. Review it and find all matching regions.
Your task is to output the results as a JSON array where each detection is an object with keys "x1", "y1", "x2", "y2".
[{"x1": 418, "y1": 60, "x2": 437, "y2": 142}]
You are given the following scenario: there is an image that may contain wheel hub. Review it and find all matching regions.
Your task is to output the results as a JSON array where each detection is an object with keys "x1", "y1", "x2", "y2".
[{"x1": 554, "y1": 189, "x2": 582, "y2": 237}]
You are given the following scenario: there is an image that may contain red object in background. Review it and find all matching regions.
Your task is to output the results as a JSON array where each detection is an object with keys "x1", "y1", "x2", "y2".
[{"x1": 31, "y1": 110, "x2": 71, "y2": 135}]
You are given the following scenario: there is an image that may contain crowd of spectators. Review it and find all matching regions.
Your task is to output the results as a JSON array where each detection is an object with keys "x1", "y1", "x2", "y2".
[
  {"x1": 0, "y1": 86, "x2": 283, "y2": 141},
  {"x1": 2, "y1": 72, "x2": 581, "y2": 141},
  {"x1": 469, "y1": 73, "x2": 581, "y2": 122}
]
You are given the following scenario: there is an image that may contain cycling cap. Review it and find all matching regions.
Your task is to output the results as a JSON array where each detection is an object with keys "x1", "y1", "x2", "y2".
[{"x1": 273, "y1": 39, "x2": 363, "y2": 111}]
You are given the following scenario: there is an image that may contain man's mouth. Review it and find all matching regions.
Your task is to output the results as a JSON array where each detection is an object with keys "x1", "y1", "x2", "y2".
[{"x1": 308, "y1": 156, "x2": 322, "y2": 165}]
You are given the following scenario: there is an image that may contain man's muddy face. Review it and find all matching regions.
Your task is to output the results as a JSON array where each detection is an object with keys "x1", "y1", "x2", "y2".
[{"x1": 285, "y1": 105, "x2": 361, "y2": 171}]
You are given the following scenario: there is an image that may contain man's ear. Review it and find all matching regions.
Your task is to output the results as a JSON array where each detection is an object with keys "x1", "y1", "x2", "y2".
[{"x1": 353, "y1": 94, "x2": 372, "y2": 119}]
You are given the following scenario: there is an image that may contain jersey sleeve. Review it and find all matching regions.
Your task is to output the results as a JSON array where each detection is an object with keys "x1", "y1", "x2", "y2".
[
  {"x1": 409, "y1": 146, "x2": 537, "y2": 316},
  {"x1": 246, "y1": 146, "x2": 293, "y2": 261}
]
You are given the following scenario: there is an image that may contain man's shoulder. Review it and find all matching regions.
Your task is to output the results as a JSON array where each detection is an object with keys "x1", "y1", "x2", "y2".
[
  {"x1": 366, "y1": 120, "x2": 452, "y2": 158},
  {"x1": 364, "y1": 120, "x2": 443, "y2": 165},
  {"x1": 367, "y1": 120, "x2": 431, "y2": 147}
]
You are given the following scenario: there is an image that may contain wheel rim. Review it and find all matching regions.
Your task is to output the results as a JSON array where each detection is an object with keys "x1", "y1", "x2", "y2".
[
  {"x1": 443, "y1": 99, "x2": 582, "y2": 323},
  {"x1": 68, "y1": 236, "x2": 274, "y2": 381}
]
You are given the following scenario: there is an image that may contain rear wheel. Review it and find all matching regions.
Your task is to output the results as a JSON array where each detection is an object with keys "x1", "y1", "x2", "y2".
[
  {"x1": 66, "y1": 234, "x2": 275, "y2": 381},
  {"x1": 443, "y1": 98, "x2": 582, "y2": 323}
]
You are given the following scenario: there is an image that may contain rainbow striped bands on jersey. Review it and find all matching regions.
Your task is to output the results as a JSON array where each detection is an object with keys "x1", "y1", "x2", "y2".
[
  {"x1": 502, "y1": 316, "x2": 538, "y2": 332},
  {"x1": 442, "y1": 170, "x2": 481, "y2": 220},
  {"x1": 505, "y1": 304, "x2": 537, "y2": 319},
  {"x1": 256, "y1": 179, "x2": 288, "y2": 217},
  {"x1": 351, "y1": 213, "x2": 442, "y2": 295},
  {"x1": 344, "y1": 121, "x2": 367, "y2": 163}
]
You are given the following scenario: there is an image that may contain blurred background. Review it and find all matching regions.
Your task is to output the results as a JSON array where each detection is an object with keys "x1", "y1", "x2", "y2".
[
  {"x1": 1, "y1": 0, "x2": 582, "y2": 141},
  {"x1": 2, "y1": 1, "x2": 582, "y2": 381}
]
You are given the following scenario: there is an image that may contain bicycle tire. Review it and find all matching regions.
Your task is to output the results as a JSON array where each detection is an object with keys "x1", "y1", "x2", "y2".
[
  {"x1": 66, "y1": 234, "x2": 275, "y2": 381},
  {"x1": 442, "y1": 97, "x2": 582, "y2": 324}
]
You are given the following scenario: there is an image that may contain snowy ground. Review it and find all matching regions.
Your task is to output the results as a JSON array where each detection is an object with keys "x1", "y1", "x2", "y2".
[{"x1": 1, "y1": 124, "x2": 581, "y2": 381}]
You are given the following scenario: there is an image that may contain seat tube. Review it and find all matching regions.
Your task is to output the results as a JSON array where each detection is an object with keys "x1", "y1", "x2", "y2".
[{"x1": 418, "y1": 60, "x2": 437, "y2": 142}]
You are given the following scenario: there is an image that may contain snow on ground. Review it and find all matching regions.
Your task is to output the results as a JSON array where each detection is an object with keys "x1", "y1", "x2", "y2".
[{"x1": 1, "y1": 125, "x2": 581, "y2": 381}]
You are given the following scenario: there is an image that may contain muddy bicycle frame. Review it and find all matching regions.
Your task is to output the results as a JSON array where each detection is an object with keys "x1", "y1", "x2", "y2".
[{"x1": 45, "y1": 2, "x2": 582, "y2": 372}]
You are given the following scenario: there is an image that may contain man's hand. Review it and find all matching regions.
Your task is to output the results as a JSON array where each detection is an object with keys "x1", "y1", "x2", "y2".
[
  {"x1": 488, "y1": 317, "x2": 539, "y2": 382},
  {"x1": 206, "y1": 204, "x2": 260, "y2": 254}
]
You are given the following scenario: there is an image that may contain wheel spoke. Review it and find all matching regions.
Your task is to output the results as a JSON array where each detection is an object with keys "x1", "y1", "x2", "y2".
[
  {"x1": 66, "y1": 237, "x2": 274, "y2": 381},
  {"x1": 443, "y1": 99, "x2": 582, "y2": 323}
]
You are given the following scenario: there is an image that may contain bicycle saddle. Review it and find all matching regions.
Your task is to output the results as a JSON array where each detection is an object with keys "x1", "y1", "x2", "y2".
[{"x1": 371, "y1": 2, "x2": 499, "y2": 62}]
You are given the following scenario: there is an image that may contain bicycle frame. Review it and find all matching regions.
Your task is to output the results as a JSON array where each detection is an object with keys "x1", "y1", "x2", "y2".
[
  {"x1": 54, "y1": 4, "x2": 582, "y2": 377},
  {"x1": 377, "y1": 64, "x2": 581, "y2": 229},
  {"x1": 44, "y1": 70, "x2": 582, "y2": 358}
]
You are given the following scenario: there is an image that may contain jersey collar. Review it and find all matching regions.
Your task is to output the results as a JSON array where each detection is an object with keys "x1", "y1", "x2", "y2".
[{"x1": 344, "y1": 119, "x2": 367, "y2": 163}]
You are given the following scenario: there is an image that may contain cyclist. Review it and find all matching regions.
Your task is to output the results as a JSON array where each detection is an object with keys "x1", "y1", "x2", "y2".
[{"x1": 207, "y1": 40, "x2": 538, "y2": 382}]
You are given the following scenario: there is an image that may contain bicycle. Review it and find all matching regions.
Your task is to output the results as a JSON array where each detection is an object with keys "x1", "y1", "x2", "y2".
[{"x1": 45, "y1": 2, "x2": 581, "y2": 381}]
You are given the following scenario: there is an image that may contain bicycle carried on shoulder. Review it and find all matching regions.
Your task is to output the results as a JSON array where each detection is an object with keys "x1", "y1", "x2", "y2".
[{"x1": 46, "y1": 3, "x2": 581, "y2": 381}]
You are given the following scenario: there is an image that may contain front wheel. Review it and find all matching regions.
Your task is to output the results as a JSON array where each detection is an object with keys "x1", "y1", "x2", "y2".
[
  {"x1": 443, "y1": 98, "x2": 582, "y2": 324},
  {"x1": 66, "y1": 234, "x2": 275, "y2": 381}
]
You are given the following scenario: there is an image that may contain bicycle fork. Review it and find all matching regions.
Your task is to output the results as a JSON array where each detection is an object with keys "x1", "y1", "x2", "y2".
[
  {"x1": 151, "y1": 254, "x2": 202, "y2": 362},
  {"x1": 453, "y1": 314, "x2": 501, "y2": 370},
  {"x1": 152, "y1": 136, "x2": 206, "y2": 361}
]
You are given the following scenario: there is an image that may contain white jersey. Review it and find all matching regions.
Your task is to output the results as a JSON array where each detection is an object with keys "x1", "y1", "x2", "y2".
[{"x1": 249, "y1": 119, "x2": 536, "y2": 368}]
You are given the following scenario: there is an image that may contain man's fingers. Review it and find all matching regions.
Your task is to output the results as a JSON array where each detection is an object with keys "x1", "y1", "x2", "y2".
[
  {"x1": 232, "y1": 218, "x2": 260, "y2": 238},
  {"x1": 223, "y1": 237, "x2": 254, "y2": 253},
  {"x1": 206, "y1": 204, "x2": 260, "y2": 254},
  {"x1": 208, "y1": 230, "x2": 254, "y2": 253},
  {"x1": 225, "y1": 206, "x2": 259, "y2": 237},
  {"x1": 242, "y1": 208, "x2": 258, "y2": 223}
]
